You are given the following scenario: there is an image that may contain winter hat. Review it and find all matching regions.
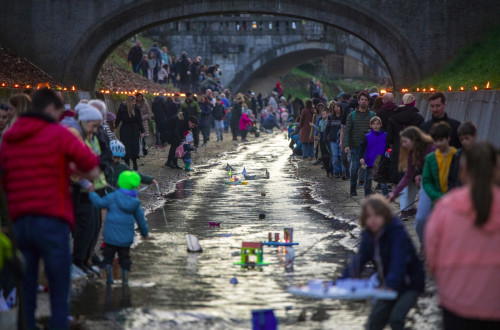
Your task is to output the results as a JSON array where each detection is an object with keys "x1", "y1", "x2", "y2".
[
  {"x1": 369, "y1": 86, "x2": 379, "y2": 94},
  {"x1": 106, "y1": 111, "x2": 116, "y2": 122},
  {"x1": 77, "y1": 104, "x2": 103, "y2": 121},
  {"x1": 118, "y1": 171, "x2": 141, "y2": 190},
  {"x1": 402, "y1": 93, "x2": 416, "y2": 107},
  {"x1": 185, "y1": 133, "x2": 194, "y2": 143}
]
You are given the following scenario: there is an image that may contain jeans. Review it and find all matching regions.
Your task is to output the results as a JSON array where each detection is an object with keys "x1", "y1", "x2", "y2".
[
  {"x1": 329, "y1": 142, "x2": 343, "y2": 175},
  {"x1": 365, "y1": 167, "x2": 389, "y2": 196},
  {"x1": 415, "y1": 187, "x2": 432, "y2": 244},
  {"x1": 201, "y1": 126, "x2": 210, "y2": 144},
  {"x1": 103, "y1": 243, "x2": 131, "y2": 271},
  {"x1": 349, "y1": 147, "x2": 361, "y2": 188},
  {"x1": 302, "y1": 142, "x2": 314, "y2": 158},
  {"x1": 132, "y1": 62, "x2": 141, "y2": 73},
  {"x1": 367, "y1": 290, "x2": 419, "y2": 330},
  {"x1": 399, "y1": 183, "x2": 417, "y2": 212},
  {"x1": 14, "y1": 216, "x2": 71, "y2": 329},
  {"x1": 214, "y1": 120, "x2": 224, "y2": 140}
]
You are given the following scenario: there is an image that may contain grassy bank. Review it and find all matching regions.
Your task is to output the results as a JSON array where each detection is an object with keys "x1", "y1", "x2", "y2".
[
  {"x1": 418, "y1": 26, "x2": 500, "y2": 90},
  {"x1": 282, "y1": 67, "x2": 382, "y2": 100}
]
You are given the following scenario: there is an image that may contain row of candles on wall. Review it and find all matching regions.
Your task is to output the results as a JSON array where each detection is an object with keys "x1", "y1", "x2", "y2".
[
  {"x1": 398, "y1": 82, "x2": 492, "y2": 94},
  {"x1": 97, "y1": 89, "x2": 187, "y2": 97},
  {"x1": 0, "y1": 82, "x2": 77, "y2": 91}
]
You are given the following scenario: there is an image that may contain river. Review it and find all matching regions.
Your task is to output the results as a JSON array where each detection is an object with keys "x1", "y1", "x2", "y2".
[{"x1": 72, "y1": 134, "x2": 371, "y2": 329}]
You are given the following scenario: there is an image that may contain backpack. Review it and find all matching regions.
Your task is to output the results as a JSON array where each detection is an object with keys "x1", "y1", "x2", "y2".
[{"x1": 175, "y1": 142, "x2": 187, "y2": 158}]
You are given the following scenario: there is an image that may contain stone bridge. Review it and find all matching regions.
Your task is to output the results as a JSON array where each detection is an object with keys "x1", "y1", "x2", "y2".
[
  {"x1": 0, "y1": 0, "x2": 497, "y2": 90},
  {"x1": 146, "y1": 16, "x2": 390, "y2": 93}
]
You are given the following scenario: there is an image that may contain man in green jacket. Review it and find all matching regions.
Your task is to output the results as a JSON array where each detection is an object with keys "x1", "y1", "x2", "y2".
[
  {"x1": 181, "y1": 92, "x2": 201, "y2": 148},
  {"x1": 342, "y1": 91, "x2": 374, "y2": 196}
]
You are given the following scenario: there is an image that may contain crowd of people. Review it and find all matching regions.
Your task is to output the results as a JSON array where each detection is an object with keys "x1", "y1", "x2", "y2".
[
  {"x1": 0, "y1": 79, "x2": 499, "y2": 329},
  {"x1": 290, "y1": 87, "x2": 500, "y2": 329},
  {"x1": 127, "y1": 41, "x2": 223, "y2": 93}
]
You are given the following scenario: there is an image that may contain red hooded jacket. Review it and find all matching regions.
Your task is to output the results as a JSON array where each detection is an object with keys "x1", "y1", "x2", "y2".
[{"x1": 0, "y1": 114, "x2": 99, "y2": 229}]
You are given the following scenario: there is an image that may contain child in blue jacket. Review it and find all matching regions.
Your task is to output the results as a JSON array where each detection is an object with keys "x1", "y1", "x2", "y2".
[
  {"x1": 182, "y1": 133, "x2": 196, "y2": 171},
  {"x1": 339, "y1": 195, "x2": 424, "y2": 330},
  {"x1": 89, "y1": 171, "x2": 149, "y2": 284}
]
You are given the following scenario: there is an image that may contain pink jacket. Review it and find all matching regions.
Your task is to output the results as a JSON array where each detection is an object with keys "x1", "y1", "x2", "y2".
[
  {"x1": 239, "y1": 113, "x2": 252, "y2": 131},
  {"x1": 425, "y1": 186, "x2": 500, "y2": 320}
]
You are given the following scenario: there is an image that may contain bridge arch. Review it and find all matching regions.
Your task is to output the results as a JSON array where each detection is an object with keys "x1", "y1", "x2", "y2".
[
  {"x1": 64, "y1": 0, "x2": 418, "y2": 90},
  {"x1": 230, "y1": 41, "x2": 388, "y2": 93}
]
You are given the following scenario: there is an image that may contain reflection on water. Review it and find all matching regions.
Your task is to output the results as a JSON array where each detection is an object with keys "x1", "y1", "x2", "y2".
[{"x1": 72, "y1": 135, "x2": 368, "y2": 329}]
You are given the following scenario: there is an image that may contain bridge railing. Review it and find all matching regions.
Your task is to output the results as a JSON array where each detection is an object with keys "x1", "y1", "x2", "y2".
[{"x1": 146, "y1": 16, "x2": 327, "y2": 37}]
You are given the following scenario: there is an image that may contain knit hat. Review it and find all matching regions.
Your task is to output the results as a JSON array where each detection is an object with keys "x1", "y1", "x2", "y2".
[
  {"x1": 369, "y1": 86, "x2": 379, "y2": 94},
  {"x1": 118, "y1": 171, "x2": 141, "y2": 190},
  {"x1": 402, "y1": 93, "x2": 416, "y2": 107},
  {"x1": 77, "y1": 104, "x2": 103, "y2": 121}
]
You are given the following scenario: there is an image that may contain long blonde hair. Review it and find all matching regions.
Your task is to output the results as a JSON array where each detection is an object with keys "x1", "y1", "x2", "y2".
[
  {"x1": 398, "y1": 126, "x2": 434, "y2": 172},
  {"x1": 125, "y1": 95, "x2": 136, "y2": 116},
  {"x1": 8, "y1": 93, "x2": 32, "y2": 118}
]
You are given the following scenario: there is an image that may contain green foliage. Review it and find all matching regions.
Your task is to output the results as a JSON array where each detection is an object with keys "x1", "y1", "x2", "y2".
[
  {"x1": 282, "y1": 67, "x2": 381, "y2": 100},
  {"x1": 418, "y1": 26, "x2": 500, "y2": 90}
]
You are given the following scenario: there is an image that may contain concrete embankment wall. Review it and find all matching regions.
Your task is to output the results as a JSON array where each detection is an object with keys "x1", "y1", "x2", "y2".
[
  {"x1": 0, "y1": 89, "x2": 498, "y2": 146},
  {"x1": 395, "y1": 91, "x2": 500, "y2": 147}
]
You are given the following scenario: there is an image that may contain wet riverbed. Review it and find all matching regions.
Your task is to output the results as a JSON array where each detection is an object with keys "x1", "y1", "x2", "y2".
[{"x1": 73, "y1": 134, "x2": 371, "y2": 329}]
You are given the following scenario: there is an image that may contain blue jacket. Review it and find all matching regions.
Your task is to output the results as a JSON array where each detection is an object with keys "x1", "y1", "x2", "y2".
[
  {"x1": 89, "y1": 190, "x2": 148, "y2": 247},
  {"x1": 262, "y1": 114, "x2": 280, "y2": 130},
  {"x1": 182, "y1": 142, "x2": 196, "y2": 160},
  {"x1": 340, "y1": 218, "x2": 425, "y2": 293},
  {"x1": 199, "y1": 102, "x2": 211, "y2": 127}
]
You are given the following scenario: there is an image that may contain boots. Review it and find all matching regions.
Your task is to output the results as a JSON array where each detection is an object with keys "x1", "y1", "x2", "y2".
[
  {"x1": 132, "y1": 159, "x2": 138, "y2": 171},
  {"x1": 350, "y1": 186, "x2": 357, "y2": 196},
  {"x1": 106, "y1": 265, "x2": 113, "y2": 284},
  {"x1": 122, "y1": 269, "x2": 128, "y2": 285}
]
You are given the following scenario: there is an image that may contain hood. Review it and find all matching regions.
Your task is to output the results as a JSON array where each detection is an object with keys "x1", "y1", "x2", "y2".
[
  {"x1": 3, "y1": 115, "x2": 54, "y2": 144},
  {"x1": 440, "y1": 186, "x2": 500, "y2": 233},
  {"x1": 116, "y1": 190, "x2": 141, "y2": 213},
  {"x1": 393, "y1": 106, "x2": 421, "y2": 124},
  {"x1": 380, "y1": 101, "x2": 397, "y2": 111}
]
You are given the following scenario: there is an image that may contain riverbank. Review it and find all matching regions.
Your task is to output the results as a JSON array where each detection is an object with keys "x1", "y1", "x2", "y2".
[{"x1": 293, "y1": 156, "x2": 442, "y2": 329}]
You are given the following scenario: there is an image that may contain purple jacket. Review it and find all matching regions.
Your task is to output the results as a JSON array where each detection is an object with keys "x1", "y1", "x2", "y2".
[{"x1": 360, "y1": 130, "x2": 386, "y2": 167}]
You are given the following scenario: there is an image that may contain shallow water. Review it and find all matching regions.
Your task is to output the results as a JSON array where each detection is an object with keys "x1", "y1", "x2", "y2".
[{"x1": 72, "y1": 134, "x2": 370, "y2": 329}]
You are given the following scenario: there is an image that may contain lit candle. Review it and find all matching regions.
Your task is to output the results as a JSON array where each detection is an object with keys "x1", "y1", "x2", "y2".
[
  {"x1": 485, "y1": 82, "x2": 491, "y2": 90},
  {"x1": 459, "y1": 86, "x2": 465, "y2": 91},
  {"x1": 473, "y1": 86, "x2": 478, "y2": 91}
]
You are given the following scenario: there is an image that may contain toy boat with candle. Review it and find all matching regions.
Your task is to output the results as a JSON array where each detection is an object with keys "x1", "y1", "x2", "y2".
[
  {"x1": 288, "y1": 276, "x2": 397, "y2": 300},
  {"x1": 224, "y1": 176, "x2": 248, "y2": 185},
  {"x1": 262, "y1": 228, "x2": 299, "y2": 247},
  {"x1": 234, "y1": 242, "x2": 270, "y2": 267}
]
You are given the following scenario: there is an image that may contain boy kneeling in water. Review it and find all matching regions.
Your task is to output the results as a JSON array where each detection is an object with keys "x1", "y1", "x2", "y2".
[{"x1": 339, "y1": 195, "x2": 424, "y2": 330}]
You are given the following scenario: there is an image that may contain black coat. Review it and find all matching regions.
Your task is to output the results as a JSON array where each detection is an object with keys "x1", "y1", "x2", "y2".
[
  {"x1": 420, "y1": 112, "x2": 462, "y2": 149},
  {"x1": 376, "y1": 101, "x2": 397, "y2": 131},
  {"x1": 152, "y1": 97, "x2": 169, "y2": 144},
  {"x1": 115, "y1": 103, "x2": 144, "y2": 159},
  {"x1": 167, "y1": 117, "x2": 189, "y2": 145},
  {"x1": 230, "y1": 103, "x2": 242, "y2": 129},
  {"x1": 386, "y1": 106, "x2": 424, "y2": 183},
  {"x1": 96, "y1": 125, "x2": 113, "y2": 180},
  {"x1": 127, "y1": 45, "x2": 143, "y2": 65},
  {"x1": 178, "y1": 55, "x2": 190, "y2": 83},
  {"x1": 190, "y1": 62, "x2": 201, "y2": 84},
  {"x1": 166, "y1": 102, "x2": 179, "y2": 121}
]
